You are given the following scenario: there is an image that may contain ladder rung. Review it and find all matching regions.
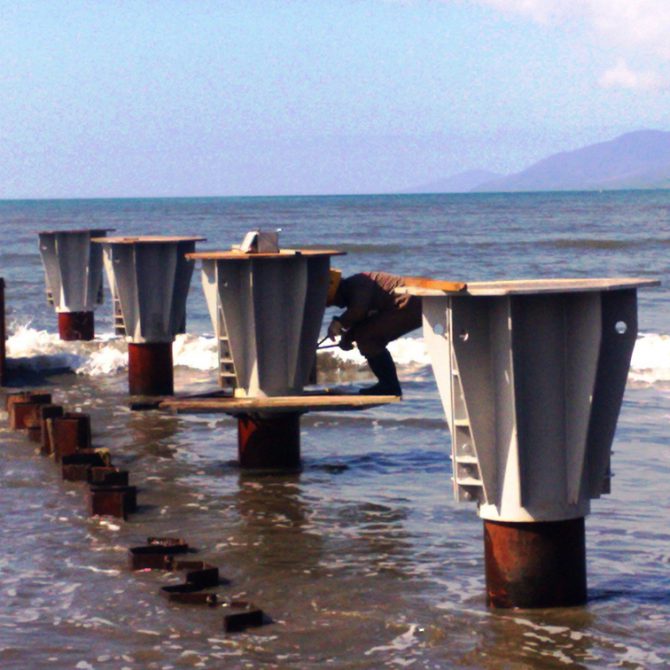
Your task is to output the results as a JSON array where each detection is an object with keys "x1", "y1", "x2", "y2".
[{"x1": 454, "y1": 476, "x2": 482, "y2": 487}]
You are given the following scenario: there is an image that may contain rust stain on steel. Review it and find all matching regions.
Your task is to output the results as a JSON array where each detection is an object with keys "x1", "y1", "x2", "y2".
[
  {"x1": 128, "y1": 538, "x2": 190, "y2": 570},
  {"x1": 237, "y1": 412, "x2": 301, "y2": 471},
  {"x1": 58, "y1": 311, "x2": 95, "y2": 341},
  {"x1": 160, "y1": 560, "x2": 222, "y2": 601},
  {"x1": 161, "y1": 590, "x2": 221, "y2": 605},
  {"x1": 170, "y1": 560, "x2": 220, "y2": 588},
  {"x1": 222, "y1": 601, "x2": 266, "y2": 633},
  {"x1": 38, "y1": 405, "x2": 64, "y2": 454},
  {"x1": 7, "y1": 392, "x2": 52, "y2": 429},
  {"x1": 48, "y1": 413, "x2": 92, "y2": 461},
  {"x1": 483, "y1": 518, "x2": 587, "y2": 609},
  {"x1": 10, "y1": 402, "x2": 48, "y2": 431},
  {"x1": 62, "y1": 464, "x2": 94, "y2": 481},
  {"x1": 127, "y1": 342, "x2": 174, "y2": 396},
  {"x1": 89, "y1": 466, "x2": 129, "y2": 486},
  {"x1": 23, "y1": 410, "x2": 44, "y2": 443},
  {"x1": 61, "y1": 450, "x2": 109, "y2": 481},
  {"x1": 88, "y1": 485, "x2": 137, "y2": 520}
]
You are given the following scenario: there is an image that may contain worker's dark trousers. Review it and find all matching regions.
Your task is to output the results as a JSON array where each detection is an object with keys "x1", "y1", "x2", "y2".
[
  {"x1": 349, "y1": 297, "x2": 422, "y2": 358},
  {"x1": 362, "y1": 349, "x2": 402, "y2": 396}
]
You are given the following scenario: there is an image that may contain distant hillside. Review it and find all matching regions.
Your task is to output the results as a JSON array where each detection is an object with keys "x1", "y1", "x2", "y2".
[
  {"x1": 474, "y1": 130, "x2": 670, "y2": 192},
  {"x1": 404, "y1": 169, "x2": 502, "y2": 193}
]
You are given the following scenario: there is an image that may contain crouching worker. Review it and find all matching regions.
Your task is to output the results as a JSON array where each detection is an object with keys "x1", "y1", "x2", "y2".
[{"x1": 325, "y1": 270, "x2": 422, "y2": 396}]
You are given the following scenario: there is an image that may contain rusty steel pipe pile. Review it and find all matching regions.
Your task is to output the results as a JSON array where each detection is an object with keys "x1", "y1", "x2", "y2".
[
  {"x1": 401, "y1": 277, "x2": 660, "y2": 608},
  {"x1": 92, "y1": 235, "x2": 206, "y2": 397}
]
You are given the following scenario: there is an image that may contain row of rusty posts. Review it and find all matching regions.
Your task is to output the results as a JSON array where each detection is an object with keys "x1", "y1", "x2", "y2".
[
  {"x1": 5, "y1": 390, "x2": 136, "y2": 519},
  {"x1": 3, "y1": 388, "x2": 269, "y2": 633},
  {"x1": 128, "y1": 537, "x2": 268, "y2": 633}
]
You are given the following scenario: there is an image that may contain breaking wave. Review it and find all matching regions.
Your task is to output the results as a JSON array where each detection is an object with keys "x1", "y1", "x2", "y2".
[
  {"x1": 5, "y1": 325, "x2": 217, "y2": 377},
  {"x1": 4, "y1": 323, "x2": 669, "y2": 387},
  {"x1": 629, "y1": 333, "x2": 670, "y2": 385}
]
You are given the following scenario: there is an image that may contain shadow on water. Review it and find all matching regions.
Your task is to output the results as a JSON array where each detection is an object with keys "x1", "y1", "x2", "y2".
[
  {"x1": 589, "y1": 588, "x2": 670, "y2": 605},
  {"x1": 310, "y1": 462, "x2": 350, "y2": 474},
  {"x1": 216, "y1": 473, "x2": 329, "y2": 578},
  {"x1": 3, "y1": 365, "x2": 73, "y2": 387},
  {"x1": 305, "y1": 448, "x2": 449, "y2": 475}
]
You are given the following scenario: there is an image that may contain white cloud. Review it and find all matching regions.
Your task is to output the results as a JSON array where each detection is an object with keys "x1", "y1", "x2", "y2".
[
  {"x1": 476, "y1": 0, "x2": 670, "y2": 54},
  {"x1": 473, "y1": 0, "x2": 670, "y2": 89},
  {"x1": 474, "y1": 0, "x2": 570, "y2": 24},
  {"x1": 598, "y1": 59, "x2": 668, "y2": 91},
  {"x1": 588, "y1": 0, "x2": 670, "y2": 56}
]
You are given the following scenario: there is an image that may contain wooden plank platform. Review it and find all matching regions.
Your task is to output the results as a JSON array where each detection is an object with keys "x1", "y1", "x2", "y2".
[
  {"x1": 402, "y1": 276, "x2": 467, "y2": 292},
  {"x1": 92, "y1": 236, "x2": 206, "y2": 244},
  {"x1": 159, "y1": 394, "x2": 400, "y2": 415},
  {"x1": 186, "y1": 249, "x2": 345, "y2": 260},
  {"x1": 398, "y1": 277, "x2": 660, "y2": 297}
]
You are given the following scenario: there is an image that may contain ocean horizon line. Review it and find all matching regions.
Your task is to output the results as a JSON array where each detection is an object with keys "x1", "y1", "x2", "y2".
[{"x1": 1, "y1": 187, "x2": 670, "y2": 204}]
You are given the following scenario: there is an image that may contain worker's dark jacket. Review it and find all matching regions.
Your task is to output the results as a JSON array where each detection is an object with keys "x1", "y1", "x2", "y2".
[{"x1": 334, "y1": 272, "x2": 422, "y2": 357}]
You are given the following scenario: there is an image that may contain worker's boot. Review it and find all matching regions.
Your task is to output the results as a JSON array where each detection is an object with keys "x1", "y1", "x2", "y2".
[{"x1": 360, "y1": 350, "x2": 402, "y2": 396}]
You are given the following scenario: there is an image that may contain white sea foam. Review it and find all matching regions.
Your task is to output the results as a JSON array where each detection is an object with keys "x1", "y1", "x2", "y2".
[
  {"x1": 328, "y1": 331, "x2": 670, "y2": 384},
  {"x1": 6, "y1": 323, "x2": 86, "y2": 371},
  {"x1": 6, "y1": 326, "x2": 219, "y2": 377},
  {"x1": 629, "y1": 333, "x2": 670, "y2": 383},
  {"x1": 75, "y1": 343, "x2": 127, "y2": 376},
  {"x1": 365, "y1": 623, "x2": 421, "y2": 656},
  {"x1": 323, "y1": 336, "x2": 428, "y2": 367},
  {"x1": 172, "y1": 333, "x2": 218, "y2": 370},
  {"x1": 5, "y1": 323, "x2": 670, "y2": 386}
]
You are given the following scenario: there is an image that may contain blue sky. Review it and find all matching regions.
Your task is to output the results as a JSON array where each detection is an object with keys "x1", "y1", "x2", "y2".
[{"x1": 2, "y1": 0, "x2": 669, "y2": 198}]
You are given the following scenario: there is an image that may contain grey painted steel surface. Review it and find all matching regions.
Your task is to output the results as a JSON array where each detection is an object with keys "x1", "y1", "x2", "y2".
[
  {"x1": 38, "y1": 230, "x2": 109, "y2": 313},
  {"x1": 94, "y1": 236, "x2": 203, "y2": 344},
  {"x1": 196, "y1": 251, "x2": 338, "y2": 397},
  {"x1": 410, "y1": 278, "x2": 659, "y2": 523}
]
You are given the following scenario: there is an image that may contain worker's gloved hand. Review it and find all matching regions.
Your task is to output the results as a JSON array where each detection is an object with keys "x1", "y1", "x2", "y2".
[
  {"x1": 327, "y1": 318, "x2": 343, "y2": 341},
  {"x1": 338, "y1": 331, "x2": 354, "y2": 351}
]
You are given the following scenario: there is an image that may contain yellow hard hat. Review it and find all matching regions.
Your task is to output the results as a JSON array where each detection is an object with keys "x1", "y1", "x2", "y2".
[{"x1": 326, "y1": 268, "x2": 342, "y2": 305}]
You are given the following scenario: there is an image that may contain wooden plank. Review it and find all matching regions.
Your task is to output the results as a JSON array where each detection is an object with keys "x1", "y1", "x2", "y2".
[
  {"x1": 159, "y1": 394, "x2": 400, "y2": 415},
  {"x1": 92, "y1": 236, "x2": 206, "y2": 244},
  {"x1": 463, "y1": 277, "x2": 661, "y2": 295},
  {"x1": 402, "y1": 276, "x2": 467, "y2": 292},
  {"x1": 398, "y1": 277, "x2": 660, "y2": 297},
  {"x1": 186, "y1": 249, "x2": 345, "y2": 260}
]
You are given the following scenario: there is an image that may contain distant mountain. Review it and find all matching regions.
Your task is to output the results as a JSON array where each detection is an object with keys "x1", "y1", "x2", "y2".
[
  {"x1": 404, "y1": 169, "x2": 502, "y2": 193},
  {"x1": 473, "y1": 130, "x2": 670, "y2": 192}
]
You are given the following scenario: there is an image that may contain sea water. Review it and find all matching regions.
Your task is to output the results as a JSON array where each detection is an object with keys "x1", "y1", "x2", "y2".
[{"x1": 0, "y1": 192, "x2": 668, "y2": 669}]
